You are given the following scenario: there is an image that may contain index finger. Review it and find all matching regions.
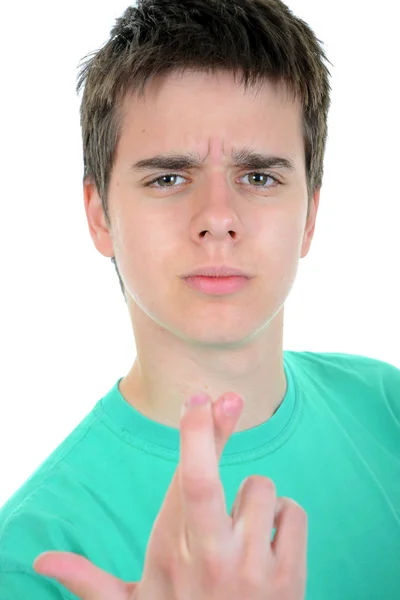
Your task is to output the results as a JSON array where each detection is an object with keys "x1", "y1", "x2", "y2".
[{"x1": 178, "y1": 396, "x2": 231, "y2": 558}]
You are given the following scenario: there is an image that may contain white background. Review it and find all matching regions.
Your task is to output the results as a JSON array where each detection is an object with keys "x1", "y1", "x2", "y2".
[{"x1": 0, "y1": 0, "x2": 399, "y2": 506}]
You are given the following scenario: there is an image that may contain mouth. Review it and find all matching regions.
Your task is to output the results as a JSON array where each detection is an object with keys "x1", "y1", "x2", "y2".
[
  {"x1": 183, "y1": 274, "x2": 250, "y2": 295},
  {"x1": 182, "y1": 265, "x2": 252, "y2": 278}
]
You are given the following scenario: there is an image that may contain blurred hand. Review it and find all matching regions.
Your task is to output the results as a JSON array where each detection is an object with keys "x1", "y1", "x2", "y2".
[{"x1": 33, "y1": 392, "x2": 308, "y2": 599}]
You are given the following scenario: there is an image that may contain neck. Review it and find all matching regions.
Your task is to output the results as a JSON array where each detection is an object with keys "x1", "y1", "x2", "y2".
[{"x1": 119, "y1": 306, "x2": 287, "y2": 433}]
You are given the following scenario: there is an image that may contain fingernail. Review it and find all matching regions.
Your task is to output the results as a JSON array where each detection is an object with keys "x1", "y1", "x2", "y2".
[
  {"x1": 181, "y1": 394, "x2": 209, "y2": 416},
  {"x1": 222, "y1": 396, "x2": 239, "y2": 416}
]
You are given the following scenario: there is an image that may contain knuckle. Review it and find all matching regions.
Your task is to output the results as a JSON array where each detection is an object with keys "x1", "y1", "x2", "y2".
[
  {"x1": 198, "y1": 551, "x2": 226, "y2": 585},
  {"x1": 274, "y1": 561, "x2": 307, "y2": 599},
  {"x1": 238, "y1": 567, "x2": 264, "y2": 594},
  {"x1": 285, "y1": 498, "x2": 308, "y2": 522},
  {"x1": 247, "y1": 475, "x2": 276, "y2": 497},
  {"x1": 274, "y1": 560, "x2": 306, "y2": 595},
  {"x1": 184, "y1": 474, "x2": 217, "y2": 502},
  {"x1": 165, "y1": 549, "x2": 181, "y2": 580},
  {"x1": 274, "y1": 566, "x2": 293, "y2": 594}
]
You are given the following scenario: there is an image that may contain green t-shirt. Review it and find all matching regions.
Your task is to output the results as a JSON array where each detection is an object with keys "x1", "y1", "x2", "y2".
[{"x1": 1, "y1": 351, "x2": 399, "y2": 599}]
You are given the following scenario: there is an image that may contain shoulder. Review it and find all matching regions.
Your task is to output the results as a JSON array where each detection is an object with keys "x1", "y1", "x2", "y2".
[{"x1": 286, "y1": 349, "x2": 400, "y2": 414}]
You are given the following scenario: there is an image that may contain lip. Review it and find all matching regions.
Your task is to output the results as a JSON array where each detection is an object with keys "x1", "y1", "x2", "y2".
[
  {"x1": 182, "y1": 265, "x2": 252, "y2": 278},
  {"x1": 184, "y1": 275, "x2": 250, "y2": 295}
]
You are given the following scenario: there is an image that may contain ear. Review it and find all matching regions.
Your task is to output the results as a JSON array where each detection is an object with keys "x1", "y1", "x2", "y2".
[
  {"x1": 83, "y1": 178, "x2": 115, "y2": 258},
  {"x1": 300, "y1": 188, "x2": 320, "y2": 259}
]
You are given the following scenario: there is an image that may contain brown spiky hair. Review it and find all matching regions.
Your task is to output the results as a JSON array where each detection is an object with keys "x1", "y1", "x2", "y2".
[{"x1": 76, "y1": 0, "x2": 332, "y2": 300}]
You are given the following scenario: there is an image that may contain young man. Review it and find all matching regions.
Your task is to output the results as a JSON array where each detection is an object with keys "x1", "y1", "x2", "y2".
[{"x1": 1, "y1": 0, "x2": 399, "y2": 599}]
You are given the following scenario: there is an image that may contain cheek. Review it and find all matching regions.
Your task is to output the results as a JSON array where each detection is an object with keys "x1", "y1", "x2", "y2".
[
  {"x1": 116, "y1": 220, "x2": 172, "y2": 301},
  {"x1": 260, "y1": 210, "x2": 304, "y2": 255},
  {"x1": 260, "y1": 220, "x2": 304, "y2": 289}
]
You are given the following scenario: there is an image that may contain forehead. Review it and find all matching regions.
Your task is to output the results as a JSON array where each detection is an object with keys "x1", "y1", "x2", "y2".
[{"x1": 118, "y1": 70, "x2": 304, "y2": 162}]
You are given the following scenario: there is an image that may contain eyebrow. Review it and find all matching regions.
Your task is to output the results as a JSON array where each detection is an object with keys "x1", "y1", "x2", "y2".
[{"x1": 130, "y1": 148, "x2": 295, "y2": 173}]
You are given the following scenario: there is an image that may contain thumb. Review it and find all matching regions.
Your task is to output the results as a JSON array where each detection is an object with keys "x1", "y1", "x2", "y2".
[{"x1": 33, "y1": 551, "x2": 138, "y2": 600}]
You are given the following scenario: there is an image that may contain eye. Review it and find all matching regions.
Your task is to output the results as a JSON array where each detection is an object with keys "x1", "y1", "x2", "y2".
[
  {"x1": 241, "y1": 172, "x2": 280, "y2": 187},
  {"x1": 145, "y1": 174, "x2": 185, "y2": 188},
  {"x1": 144, "y1": 171, "x2": 282, "y2": 190}
]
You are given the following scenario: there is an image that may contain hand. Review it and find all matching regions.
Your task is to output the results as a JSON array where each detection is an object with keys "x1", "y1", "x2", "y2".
[{"x1": 33, "y1": 393, "x2": 308, "y2": 599}]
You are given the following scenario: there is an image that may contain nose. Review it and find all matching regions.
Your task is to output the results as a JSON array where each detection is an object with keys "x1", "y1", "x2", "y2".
[{"x1": 192, "y1": 176, "x2": 243, "y2": 242}]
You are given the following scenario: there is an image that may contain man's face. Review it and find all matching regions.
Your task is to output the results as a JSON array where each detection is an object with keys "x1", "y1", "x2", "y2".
[{"x1": 88, "y1": 70, "x2": 318, "y2": 348}]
